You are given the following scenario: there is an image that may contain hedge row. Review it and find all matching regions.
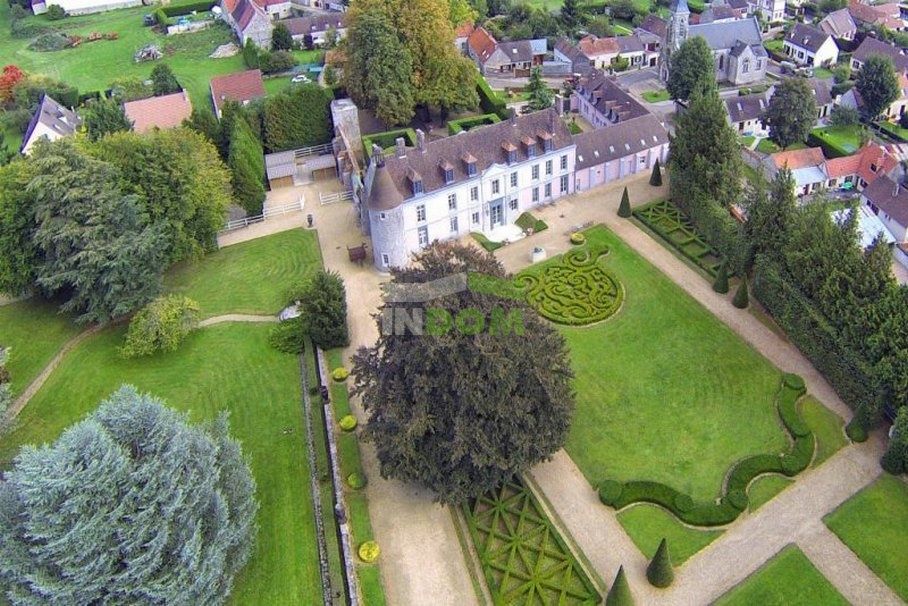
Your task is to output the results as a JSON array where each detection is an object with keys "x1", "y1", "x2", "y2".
[
  {"x1": 753, "y1": 256, "x2": 883, "y2": 418},
  {"x1": 514, "y1": 211, "x2": 548, "y2": 234},
  {"x1": 476, "y1": 75, "x2": 508, "y2": 120},
  {"x1": 598, "y1": 376, "x2": 812, "y2": 527},
  {"x1": 447, "y1": 113, "x2": 501, "y2": 135},
  {"x1": 633, "y1": 200, "x2": 722, "y2": 276},
  {"x1": 161, "y1": 0, "x2": 215, "y2": 16},
  {"x1": 362, "y1": 128, "x2": 417, "y2": 159}
]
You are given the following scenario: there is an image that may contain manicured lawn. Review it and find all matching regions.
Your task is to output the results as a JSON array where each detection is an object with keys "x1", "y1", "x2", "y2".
[
  {"x1": 542, "y1": 226, "x2": 787, "y2": 500},
  {"x1": 763, "y1": 39, "x2": 784, "y2": 53},
  {"x1": 810, "y1": 125, "x2": 865, "y2": 157},
  {"x1": 824, "y1": 475, "x2": 908, "y2": 601},
  {"x1": 877, "y1": 120, "x2": 908, "y2": 142},
  {"x1": 642, "y1": 89, "x2": 671, "y2": 103},
  {"x1": 524, "y1": 0, "x2": 564, "y2": 10},
  {"x1": 812, "y1": 67, "x2": 835, "y2": 80},
  {"x1": 0, "y1": 299, "x2": 80, "y2": 397},
  {"x1": 165, "y1": 229, "x2": 323, "y2": 318},
  {"x1": 755, "y1": 138, "x2": 780, "y2": 154},
  {"x1": 747, "y1": 475, "x2": 793, "y2": 512},
  {"x1": 617, "y1": 504, "x2": 723, "y2": 565},
  {"x1": 740, "y1": 135, "x2": 756, "y2": 148},
  {"x1": 715, "y1": 545, "x2": 848, "y2": 606},
  {"x1": 800, "y1": 396, "x2": 846, "y2": 466},
  {"x1": 0, "y1": 1, "x2": 246, "y2": 107},
  {"x1": 0, "y1": 323, "x2": 322, "y2": 606}
]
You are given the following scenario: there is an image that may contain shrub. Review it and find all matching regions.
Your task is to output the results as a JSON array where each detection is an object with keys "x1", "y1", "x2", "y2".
[
  {"x1": 339, "y1": 414, "x2": 357, "y2": 431},
  {"x1": 570, "y1": 232, "x2": 586, "y2": 245},
  {"x1": 606, "y1": 566, "x2": 634, "y2": 606},
  {"x1": 673, "y1": 493, "x2": 693, "y2": 512},
  {"x1": 154, "y1": 7, "x2": 171, "y2": 26},
  {"x1": 242, "y1": 39, "x2": 259, "y2": 69},
  {"x1": 300, "y1": 270, "x2": 348, "y2": 350},
  {"x1": 29, "y1": 31, "x2": 70, "y2": 51},
  {"x1": 268, "y1": 317, "x2": 306, "y2": 354},
  {"x1": 779, "y1": 396, "x2": 809, "y2": 438},
  {"x1": 726, "y1": 488, "x2": 747, "y2": 511},
  {"x1": 514, "y1": 212, "x2": 548, "y2": 233},
  {"x1": 712, "y1": 262, "x2": 729, "y2": 293},
  {"x1": 346, "y1": 472, "x2": 366, "y2": 489},
  {"x1": 447, "y1": 113, "x2": 501, "y2": 135},
  {"x1": 120, "y1": 295, "x2": 199, "y2": 358},
  {"x1": 646, "y1": 539, "x2": 674, "y2": 588},
  {"x1": 617, "y1": 187, "x2": 631, "y2": 218},
  {"x1": 476, "y1": 74, "x2": 508, "y2": 119},
  {"x1": 260, "y1": 50, "x2": 296, "y2": 75},
  {"x1": 732, "y1": 278, "x2": 749, "y2": 309},
  {"x1": 845, "y1": 418, "x2": 868, "y2": 442},
  {"x1": 358, "y1": 541, "x2": 380, "y2": 563},
  {"x1": 471, "y1": 232, "x2": 503, "y2": 252},
  {"x1": 782, "y1": 373, "x2": 806, "y2": 391},
  {"x1": 727, "y1": 454, "x2": 784, "y2": 492},
  {"x1": 881, "y1": 407, "x2": 907, "y2": 474},
  {"x1": 649, "y1": 159, "x2": 662, "y2": 186},
  {"x1": 263, "y1": 84, "x2": 333, "y2": 153},
  {"x1": 598, "y1": 480, "x2": 623, "y2": 506},
  {"x1": 46, "y1": 4, "x2": 66, "y2": 19},
  {"x1": 332, "y1": 367, "x2": 349, "y2": 382}
]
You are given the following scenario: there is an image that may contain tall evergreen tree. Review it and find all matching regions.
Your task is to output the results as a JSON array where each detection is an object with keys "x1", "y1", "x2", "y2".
[
  {"x1": 271, "y1": 22, "x2": 293, "y2": 51},
  {"x1": 228, "y1": 118, "x2": 266, "y2": 215},
  {"x1": 617, "y1": 186, "x2": 631, "y2": 217},
  {"x1": 525, "y1": 66, "x2": 554, "y2": 111},
  {"x1": 83, "y1": 96, "x2": 133, "y2": 141},
  {"x1": 649, "y1": 158, "x2": 662, "y2": 186},
  {"x1": 301, "y1": 270, "x2": 349, "y2": 350},
  {"x1": 0, "y1": 386, "x2": 258, "y2": 603},
  {"x1": 855, "y1": 55, "x2": 900, "y2": 120},
  {"x1": 743, "y1": 167, "x2": 796, "y2": 269},
  {"x1": 352, "y1": 242, "x2": 575, "y2": 504},
  {"x1": 150, "y1": 63, "x2": 181, "y2": 96},
  {"x1": 765, "y1": 77, "x2": 817, "y2": 148},
  {"x1": 646, "y1": 539, "x2": 674, "y2": 587},
  {"x1": 732, "y1": 278, "x2": 749, "y2": 309},
  {"x1": 183, "y1": 107, "x2": 226, "y2": 157},
  {"x1": 667, "y1": 36, "x2": 714, "y2": 101},
  {"x1": 712, "y1": 261, "x2": 729, "y2": 293},
  {"x1": 0, "y1": 160, "x2": 38, "y2": 296},
  {"x1": 561, "y1": 0, "x2": 582, "y2": 31}
]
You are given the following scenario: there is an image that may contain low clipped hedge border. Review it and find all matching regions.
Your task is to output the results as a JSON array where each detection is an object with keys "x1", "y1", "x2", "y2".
[
  {"x1": 363, "y1": 128, "x2": 417, "y2": 159},
  {"x1": 633, "y1": 200, "x2": 722, "y2": 277},
  {"x1": 599, "y1": 376, "x2": 813, "y2": 527},
  {"x1": 447, "y1": 113, "x2": 501, "y2": 135},
  {"x1": 514, "y1": 211, "x2": 548, "y2": 234}
]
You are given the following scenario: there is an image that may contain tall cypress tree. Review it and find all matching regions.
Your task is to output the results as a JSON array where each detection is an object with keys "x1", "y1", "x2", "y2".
[
  {"x1": 646, "y1": 538, "x2": 674, "y2": 588},
  {"x1": 712, "y1": 262, "x2": 729, "y2": 294},
  {"x1": 228, "y1": 117, "x2": 266, "y2": 215},
  {"x1": 649, "y1": 159, "x2": 662, "y2": 186},
  {"x1": 732, "y1": 278, "x2": 749, "y2": 309},
  {"x1": 617, "y1": 186, "x2": 631, "y2": 217},
  {"x1": 606, "y1": 565, "x2": 634, "y2": 606}
]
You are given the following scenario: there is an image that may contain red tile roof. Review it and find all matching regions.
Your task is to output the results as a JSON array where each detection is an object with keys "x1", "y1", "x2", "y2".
[
  {"x1": 825, "y1": 153, "x2": 861, "y2": 179},
  {"x1": 770, "y1": 147, "x2": 825, "y2": 170},
  {"x1": 856, "y1": 141, "x2": 899, "y2": 185},
  {"x1": 468, "y1": 26, "x2": 498, "y2": 62},
  {"x1": 455, "y1": 21, "x2": 475, "y2": 38},
  {"x1": 210, "y1": 69, "x2": 265, "y2": 116},
  {"x1": 578, "y1": 35, "x2": 621, "y2": 58},
  {"x1": 123, "y1": 91, "x2": 192, "y2": 133}
]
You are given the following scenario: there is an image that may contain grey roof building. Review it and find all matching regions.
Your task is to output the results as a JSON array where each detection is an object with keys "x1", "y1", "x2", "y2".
[
  {"x1": 20, "y1": 94, "x2": 81, "y2": 155},
  {"x1": 724, "y1": 92, "x2": 767, "y2": 124},
  {"x1": 851, "y1": 37, "x2": 908, "y2": 73},
  {"x1": 818, "y1": 8, "x2": 857, "y2": 40},
  {"x1": 573, "y1": 114, "x2": 669, "y2": 170}
]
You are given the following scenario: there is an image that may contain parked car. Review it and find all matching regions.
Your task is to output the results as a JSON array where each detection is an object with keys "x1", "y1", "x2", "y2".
[
  {"x1": 291, "y1": 74, "x2": 311, "y2": 84},
  {"x1": 780, "y1": 61, "x2": 795, "y2": 74}
]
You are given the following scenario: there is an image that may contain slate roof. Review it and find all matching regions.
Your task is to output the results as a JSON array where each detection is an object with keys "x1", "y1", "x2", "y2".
[
  {"x1": 265, "y1": 150, "x2": 296, "y2": 180},
  {"x1": 808, "y1": 78, "x2": 833, "y2": 106},
  {"x1": 20, "y1": 94, "x2": 80, "y2": 152},
  {"x1": 370, "y1": 109, "x2": 573, "y2": 210},
  {"x1": 688, "y1": 16, "x2": 762, "y2": 51},
  {"x1": 863, "y1": 174, "x2": 908, "y2": 227},
  {"x1": 848, "y1": 0, "x2": 903, "y2": 29},
  {"x1": 616, "y1": 36, "x2": 645, "y2": 53},
  {"x1": 554, "y1": 38, "x2": 594, "y2": 74},
  {"x1": 700, "y1": 5, "x2": 740, "y2": 23},
  {"x1": 283, "y1": 13, "x2": 346, "y2": 36},
  {"x1": 123, "y1": 91, "x2": 192, "y2": 133},
  {"x1": 210, "y1": 69, "x2": 266, "y2": 115},
  {"x1": 730, "y1": 39, "x2": 767, "y2": 58},
  {"x1": 852, "y1": 37, "x2": 908, "y2": 73},
  {"x1": 529, "y1": 39, "x2": 547, "y2": 55},
  {"x1": 819, "y1": 8, "x2": 857, "y2": 38},
  {"x1": 726, "y1": 0, "x2": 749, "y2": 10},
  {"x1": 578, "y1": 71, "x2": 650, "y2": 122},
  {"x1": 231, "y1": 0, "x2": 260, "y2": 30},
  {"x1": 785, "y1": 23, "x2": 832, "y2": 54},
  {"x1": 637, "y1": 14, "x2": 667, "y2": 37},
  {"x1": 573, "y1": 114, "x2": 668, "y2": 170},
  {"x1": 724, "y1": 92, "x2": 767, "y2": 123},
  {"x1": 496, "y1": 40, "x2": 535, "y2": 64}
]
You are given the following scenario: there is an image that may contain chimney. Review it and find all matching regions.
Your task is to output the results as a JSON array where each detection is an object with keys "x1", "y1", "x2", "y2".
[
  {"x1": 895, "y1": 181, "x2": 900, "y2": 197},
  {"x1": 416, "y1": 129, "x2": 426, "y2": 152},
  {"x1": 372, "y1": 144, "x2": 384, "y2": 167},
  {"x1": 509, "y1": 107, "x2": 517, "y2": 125},
  {"x1": 395, "y1": 137, "x2": 406, "y2": 158}
]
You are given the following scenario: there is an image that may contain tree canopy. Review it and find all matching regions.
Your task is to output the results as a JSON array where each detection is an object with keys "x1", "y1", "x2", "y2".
[
  {"x1": 228, "y1": 116, "x2": 266, "y2": 216},
  {"x1": 150, "y1": 63, "x2": 181, "y2": 96},
  {"x1": 271, "y1": 22, "x2": 293, "y2": 51},
  {"x1": 766, "y1": 77, "x2": 817, "y2": 148},
  {"x1": 83, "y1": 96, "x2": 133, "y2": 141},
  {"x1": 352, "y1": 242, "x2": 574, "y2": 503},
  {"x1": 855, "y1": 54, "x2": 900, "y2": 119},
  {"x1": 0, "y1": 386, "x2": 258, "y2": 604},
  {"x1": 525, "y1": 67, "x2": 554, "y2": 111},
  {"x1": 667, "y1": 36, "x2": 714, "y2": 101},
  {"x1": 262, "y1": 83, "x2": 334, "y2": 152}
]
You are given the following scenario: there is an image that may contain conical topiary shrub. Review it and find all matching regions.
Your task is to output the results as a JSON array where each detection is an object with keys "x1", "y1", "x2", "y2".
[
  {"x1": 649, "y1": 159, "x2": 662, "y2": 186},
  {"x1": 712, "y1": 262, "x2": 729, "y2": 294},
  {"x1": 618, "y1": 187, "x2": 631, "y2": 218},
  {"x1": 732, "y1": 278, "x2": 749, "y2": 309},
  {"x1": 646, "y1": 538, "x2": 674, "y2": 588},
  {"x1": 606, "y1": 565, "x2": 634, "y2": 606}
]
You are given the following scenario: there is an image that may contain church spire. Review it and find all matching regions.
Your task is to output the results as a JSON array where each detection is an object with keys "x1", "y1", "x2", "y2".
[{"x1": 660, "y1": 0, "x2": 690, "y2": 81}]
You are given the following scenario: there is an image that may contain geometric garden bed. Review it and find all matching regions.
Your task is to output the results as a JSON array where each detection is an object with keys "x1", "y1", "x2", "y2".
[
  {"x1": 464, "y1": 477, "x2": 601, "y2": 605},
  {"x1": 633, "y1": 199, "x2": 723, "y2": 276}
]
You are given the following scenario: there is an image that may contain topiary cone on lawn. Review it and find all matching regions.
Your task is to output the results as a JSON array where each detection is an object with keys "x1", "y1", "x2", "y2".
[
  {"x1": 712, "y1": 262, "x2": 729, "y2": 294},
  {"x1": 646, "y1": 538, "x2": 674, "y2": 588},
  {"x1": 732, "y1": 278, "x2": 749, "y2": 309},
  {"x1": 649, "y1": 159, "x2": 662, "y2": 186},
  {"x1": 606, "y1": 565, "x2": 634, "y2": 606},
  {"x1": 618, "y1": 187, "x2": 632, "y2": 218}
]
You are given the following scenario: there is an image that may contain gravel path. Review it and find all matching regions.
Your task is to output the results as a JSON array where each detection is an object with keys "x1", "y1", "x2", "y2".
[{"x1": 198, "y1": 314, "x2": 277, "y2": 327}]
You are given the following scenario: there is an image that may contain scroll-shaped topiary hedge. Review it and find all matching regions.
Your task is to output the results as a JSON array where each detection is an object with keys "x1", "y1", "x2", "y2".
[{"x1": 598, "y1": 375, "x2": 814, "y2": 527}]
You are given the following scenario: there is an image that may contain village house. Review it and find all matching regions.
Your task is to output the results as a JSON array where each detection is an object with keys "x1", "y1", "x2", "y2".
[
  {"x1": 746, "y1": 0, "x2": 785, "y2": 22},
  {"x1": 818, "y1": 8, "x2": 857, "y2": 41},
  {"x1": 764, "y1": 147, "x2": 829, "y2": 196},
  {"x1": 850, "y1": 37, "x2": 908, "y2": 74},
  {"x1": 724, "y1": 91, "x2": 768, "y2": 136},
  {"x1": 20, "y1": 94, "x2": 80, "y2": 155},
  {"x1": 576, "y1": 36, "x2": 621, "y2": 70},
  {"x1": 847, "y1": 0, "x2": 904, "y2": 31},
  {"x1": 571, "y1": 70, "x2": 649, "y2": 129},
  {"x1": 455, "y1": 22, "x2": 475, "y2": 53},
  {"x1": 573, "y1": 114, "x2": 669, "y2": 191},
  {"x1": 210, "y1": 69, "x2": 266, "y2": 118},
  {"x1": 122, "y1": 90, "x2": 192, "y2": 134},
  {"x1": 783, "y1": 23, "x2": 839, "y2": 67},
  {"x1": 862, "y1": 175, "x2": 908, "y2": 263},
  {"x1": 700, "y1": 3, "x2": 743, "y2": 23},
  {"x1": 808, "y1": 78, "x2": 835, "y2": 121},
  {"x1": 840, "y1": 72, "x2": 908, "y2": 121},
  {"x1": 284, "y1": 13, "x2": 347, "y2": 46},
  {"x1": 221, "y1": 0, "x2": 273, "y2": 49},
  {"x1": 467, "y1": 27, "x2": 546, "y2": 75},
  {"x1": 553, "y1": 39, "x2": 595, "y2": 76},
  {"x1": 764, "y1": 141, "x2": 900, "y2": 195},
  {"x1": 360, "y1": 109, "x2": 575, "y2": 269}
]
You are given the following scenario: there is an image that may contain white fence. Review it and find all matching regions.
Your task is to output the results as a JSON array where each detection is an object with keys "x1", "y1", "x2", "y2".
[
  {"x1": 319, "y1": 190, "x2": 353, "y2": 205},
  {"x1": 295, "y1": 143, "x2": 334, "y2": 158},
  {"x1": 221, "y1": 198, "x2": 304, "y2": 232}
]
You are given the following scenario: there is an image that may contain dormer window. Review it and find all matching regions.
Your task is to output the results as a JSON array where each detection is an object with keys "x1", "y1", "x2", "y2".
[
  {"x1": 522, "y1": 136, "x2": 536, "y2": 159},
  {"x1": 462, "y1": 152, "x2": 477, "y2": 177},
  {"x1": 408, "y1": 168, "x2": 423, "y2": 195},
  {"x1": 502, "y1": 141, "x2": 517, "y2": 165},
  {"x1": 413, "y1": 179, "x2": 423, "y2": 195},
  {"x1": 440, "y1": 159, "x2": 455, "y2": 184},
  {"x1": 539, "y1": 132, "x2": 554, "y2": 153}
]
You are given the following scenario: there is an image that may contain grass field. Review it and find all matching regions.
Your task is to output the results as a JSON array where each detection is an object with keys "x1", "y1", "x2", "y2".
[
  {"x1": 747, "y1": 475, "x2": 793, "y2": 512},
  {"x1": 165, "y1": 229, "x2": 322, "y2": 318},
  {"x1": 824, "y1": 475, "x2": 908, "y2": 601},
  {"x1": 877, "y1": 120, "x2": 908, "y2": 142},
  {"x1": 0, "y1": 1, "x2": 246, "y2": 108},
  {"x1": 617, "y1": 504, "x2": 723, "y2": 565},
  {"x1": 0, "y1": 323, "x2": 322, "y2": 606},
  {"x1": 715, "y1": 545, "x2": 848, "y2": 605},
  {"x1": 641, "y1": 89, "x2": 670, "y2": 103},
  {"x1": 0, "y1": 299, "x2": 80, "y2": 397},
  {"x1": 547, "y1": 226, "x2": 787, "y2": 500},
  {"x1": 800, "y1": 396, "x2": 846, "y2": 465},
  {"x1": 810, "y1": 125, "x2": 865, "y2": 157}
]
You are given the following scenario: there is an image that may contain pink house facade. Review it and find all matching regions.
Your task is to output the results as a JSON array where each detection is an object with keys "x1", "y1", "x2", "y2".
[{"x1": 573, "y1": 114, "x2": 669, "y2": 191}]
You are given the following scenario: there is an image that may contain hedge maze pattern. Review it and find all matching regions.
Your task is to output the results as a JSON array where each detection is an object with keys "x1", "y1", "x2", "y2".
[
  {"x1": 599, "y1": 374, "x2": 815, "y2": 527},
  {"x1": 464, "y1": 478, "x2": 600, "y2": 605},
  {"x1": 634, "y1": 200, "x2": 722, "y2": 276},
  {"x1": 514, "y1": 247, "x2": 623, "y2": 326}
]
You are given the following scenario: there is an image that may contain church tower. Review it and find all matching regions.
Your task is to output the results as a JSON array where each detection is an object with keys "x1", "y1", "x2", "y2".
[{"x1": 660, "y1": 0, "x2": 690, "y2": 82}]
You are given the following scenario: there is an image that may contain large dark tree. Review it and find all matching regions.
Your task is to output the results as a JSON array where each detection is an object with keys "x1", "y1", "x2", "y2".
[
  {"x1": 766, "y1": 77, "x2": 817, "y2": 148},
  {"x1": 667, "y1": 36, "x2": 714, "y2": 101},
  {"x1": 301, "y1": 270, "x2": 349, "y2": 350},
  {"x1": 743, "y1": 167, "x2": 796, "y2": 270},
  {"x1": 228, "y1": 117, "x2": 266, "y2": 215},
  {"x1": 262, "y1": 83, "x2": 334, "y2": 152},
  {"x1": 352, "y1": 242, "x2": 574, "y2": 504},
  {"x1": 855, "y1": 54, "x2": 900, "y2": 120},
  {"x1": 525, "y1": 66, "x2": 554, "y2": 111},
  {"x1": 0, "y1": 160, "x2": 37, "y2": 296},
  {"x1": 271, "y1": 22, "x2": 293, "y2": 51},
  {"x1": 0, "y1": 386, "x2": 258, "y2": 604},
  {"x1": 561, "y1": 0, "x2": 583, "y2": 31},
  {"x1": 83, "y1": 96, "x2": 132, "y2": 141},
  {"x1": 150, "y1": 63, "x2": 181, "y2": 96}
]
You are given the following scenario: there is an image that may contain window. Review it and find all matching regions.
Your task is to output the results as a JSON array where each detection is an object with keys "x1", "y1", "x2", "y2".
[
  {"x1": 507, "y1": 149, "x2": 516, "y2": 164},
  {"x1": 448, "y1": 194, "x2": 457, "y2": 210},
  {"x1": 450, "y1": 217, "x2": 458, "y2": 233},
  {"x1": 416, "y1": 204, "x2": 426, "y2": 222},
  {"x1": 417, "y1": 226, "x2": 429, "y2": 248},
  {"x1": 379, "y1": 212, "x2": 387, "y2": 221},
  {"x1": 545, "y1": 159, "x2": 553, "y2": 176},
  {"x1": 492, "y1": 179, "x2": 500, "y2": 195},
  {"x1": 638, "y1": 155, "x2": 646, "y2": 165},
  {"x1": 444, "y1": 168, "x2": 454, "y2": 184},
  {"x1": 472, "y1": 211, "x2": 480, "y2": 224},
  {"x1": 560, "y1": 174, "x2": 568, "y2": 193},
  {"x1": 381, "y1": 253, "x2": 390, "y2": 266},
  {"x1": 527, "y1": 144, "x2": 536, "y2": 159},
  {"x1": 412, "y1": 179, "x2": 423, "y2": 195},
  {"x1": 742, "y1": 59, "x2": 750, "y2": 74},
  {"x1": 756, "y1": 59, "x2": 762, "y2": 70},
  {"x1": 544, "y1": 183, "x2": 552, "y2": 198},
  {"x1": 543, "y1": 139, "x2": 553, "y2": 152},
  {"x1": 532, "y1": 187, "x2": 539, "y2": 202},
  {"x1": 467, "y1": 162, "x2": 477, "y2": 177},
  {"x1": 509, "y1": 198, "x2": 518, "y2": 210},
  {"x1": 470, "y1": 186, "x2": 479, "y2": 201},
  {"x1": 560, "y1": 154, "x2": 568, "y2": 170},
  {"x1": 532, "y1": 164, "x2": 540, "y2": 180},
  {"x1": 510, "y1": 172, "x2": 518, "y2": 187}
]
